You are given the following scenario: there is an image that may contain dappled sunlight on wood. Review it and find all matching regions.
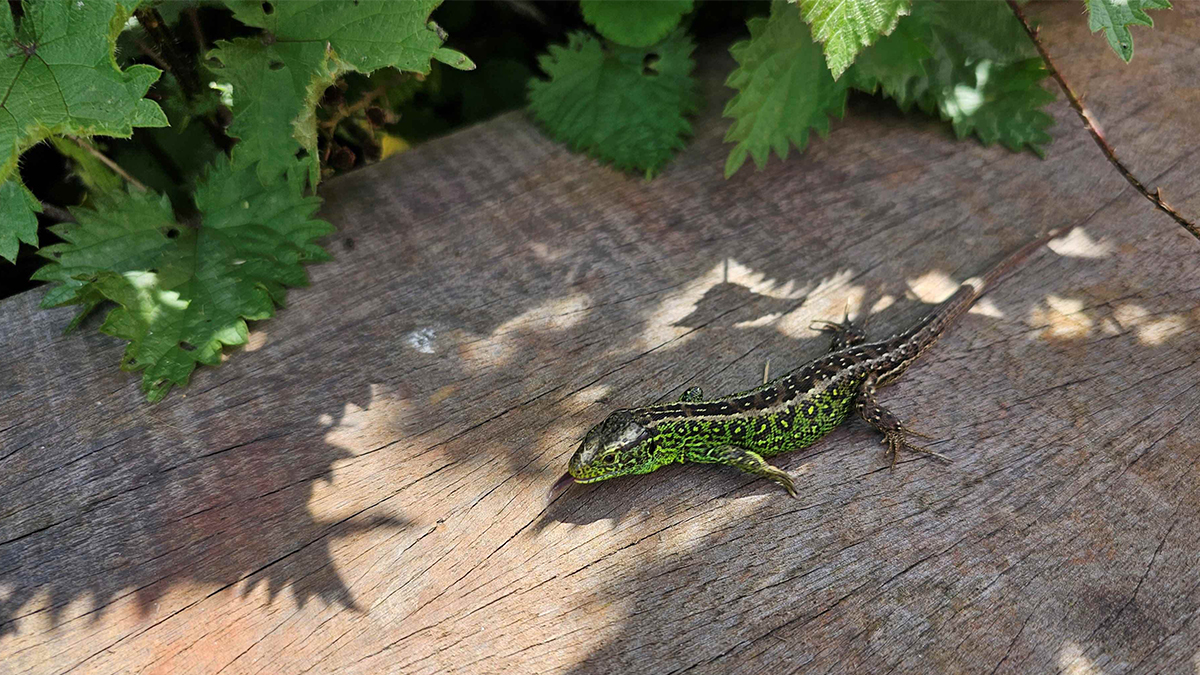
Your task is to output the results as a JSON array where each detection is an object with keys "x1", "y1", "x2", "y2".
[
  {"x1": 1034, "y1": 295, "x2": 1094, "y2": 339},
  {"x1": 1049, "y1": 227, "x2": 1112, "y2": 258},
  {"x1": 457, "y1": 293, "x2": 591, "y2": 371},
  {"x1": 777, "y1": 269, "x2": 865, "y2": 338},
  {"x1": 1058, "y1": 640, "x2": 1104, "y2": 675}
]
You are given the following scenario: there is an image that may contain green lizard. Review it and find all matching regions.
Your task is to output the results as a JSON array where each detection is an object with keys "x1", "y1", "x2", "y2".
[{"x1": 555, "y1": 229, "x2": 1061, "y2": 498}]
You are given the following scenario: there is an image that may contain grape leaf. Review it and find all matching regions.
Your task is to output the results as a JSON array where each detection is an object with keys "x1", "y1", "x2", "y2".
[
  {"x1": 1086, "y1": 0, "x2": 1170, "y2": 62},
  {"x1": 33, "y1": 158, "x2": 332, "y2": 402},
  {"x1": 723, "y1": 1, "x2": 849, "y2": 178},
  {"x1": 0, "y1": 180, "x2": 39, "y2": 263},
  {"x1": 580, "y1": 0, "x2": 694, "y2": 47},
  {"x1": 528, "y1": 30, "x2": 697, "y2": 177},
  {"x1": 0, "y1": 0, "x2": 167, "y2": 261},
  {"x1": 796, "y1": 0, "x2": 911, "y2": 80},
  {"x1": 209, "y1": 0, "x2": 473, "y2": 184}
]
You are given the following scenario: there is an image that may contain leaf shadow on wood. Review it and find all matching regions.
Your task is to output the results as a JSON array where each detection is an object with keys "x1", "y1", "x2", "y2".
[{"x1": 0, "y1": 352, "x2": 410, "y2": 638}]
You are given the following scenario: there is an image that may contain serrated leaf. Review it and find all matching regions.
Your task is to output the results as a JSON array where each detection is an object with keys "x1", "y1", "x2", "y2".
[
  {"x1": 210, "y1": 0, "x2": 464, "y2": 183},
  {"x1": 528, "y1": 30, "x2": 697, "y2": 177},
  {"x1": 798, "y1": 0, "x2": 910, "y2": 79},
  {"x1": 722, "y1": 1, "x2": 849, "y2": 178},
  {"x1": 847, "y1": 1, "x2": 1055, "y2": 156},
  {"x1": 0, "y1": 0, "x2": 168, "y2": 185},
  {"x1": 33, "y1": 158, "x2": 333, "y2": 402},
  {"x1": 1086, "y1": 0, "x2": 1170, "y2": 62},
  {"x1": 0, "y1": 0, "x2": 167, "y2": 262},
  {"x1": 846, "y1": 17, "x2": 930, "y2": 108},
  {"x1": 916, "y1": 1, "x2": 1054, "y2": 155},
  {"x1": 0, "y1": 179, "x2": 40, "y2": 263},
  {"x1": 580, "y1": 0, "x2": 694, "y2": 48}
]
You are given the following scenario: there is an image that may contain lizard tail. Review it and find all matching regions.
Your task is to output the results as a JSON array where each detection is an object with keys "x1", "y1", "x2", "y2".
[{"x1": 921, "y1": 227, "x2": 1064, "y2": 337}]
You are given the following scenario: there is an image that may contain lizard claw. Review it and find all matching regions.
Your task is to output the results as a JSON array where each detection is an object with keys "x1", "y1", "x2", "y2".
[{"x1": 882, "y1": 431, "x2": 950, "y2": 470}]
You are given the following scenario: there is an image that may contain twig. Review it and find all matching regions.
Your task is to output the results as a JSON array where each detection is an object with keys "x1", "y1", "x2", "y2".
[
  {"x1": 185, "y1": 6, "x2": 206, "y2": 51},
  {"x1": 39, "y1": 201, "x2": 76, "y2": 223},
  {"x1": 69, "y1": 137, "x2": 149, "y2": 192},
  {"x1": 319, "y1": 86, "x2": 386, "y2": 132},
  {"x1": 1006, "y1": 0, "x2": 1200, "y2": 243}
]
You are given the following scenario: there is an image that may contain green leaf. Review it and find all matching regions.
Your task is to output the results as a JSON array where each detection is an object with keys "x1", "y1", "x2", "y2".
[
  {"x1": 210, "y1": 0, "x2": 468, "y2": 184},
  {"x1": 528, "y1": 30, "x2": 698, "y2": 177},
  {"x1": 50, "y1": 136, "x2": 124, "y2": 195},
  {"x1": 33, "y1": 158, "x2": 333, "y2": 402},
  {"x1": 0, "y1": 0, "x2": 167, "y2": 262},
  {"x1": 1086, "y1": 0, "x2": 1170, "y2": 62},
  {"x1": 580, "y1": 0, "x2": 694, "y2": 47},
  {"x1": 914, "y1": 1, "x2": 1054, "y2": 155},
  {"x1": 797, "y1": 0, "x2": 911, "y2": 80},
  {"x1": 722, "y1": 1, "x2": 849, "y2": 178},
  {"x1": 0, "y1": 179, "x2": 40, "y2": 263},
  {"x1": 847, "y1": 1, "x2": 1055, "y2": 156},
  {"x1": 846, "y1": 18, "x2": 930, "y2": 108}
]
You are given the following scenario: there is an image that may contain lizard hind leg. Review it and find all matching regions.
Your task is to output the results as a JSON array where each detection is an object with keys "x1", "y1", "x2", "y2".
[
  {"x1": 810, "y1": 308, "x2": 868, "y2": 353},
  {"x1": 714, "y1": 445, "x2": 799, "y2": 498},
  {"x1": 679, "y1": 387, "x2": 704, "y2": 402},
  {"x1": 854, "y1": 376, "x2": 950, "y2": 469}
]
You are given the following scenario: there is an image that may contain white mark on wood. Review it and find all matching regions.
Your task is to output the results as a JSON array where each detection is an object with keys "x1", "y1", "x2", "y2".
[{"x1": 407, "y1": 327, "x2": 437, "y2": 354}]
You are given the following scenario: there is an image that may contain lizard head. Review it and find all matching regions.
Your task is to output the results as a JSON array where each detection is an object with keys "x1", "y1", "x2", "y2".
[{"x1": 568, "y1": 410, "x2": 657, "y2": 484}]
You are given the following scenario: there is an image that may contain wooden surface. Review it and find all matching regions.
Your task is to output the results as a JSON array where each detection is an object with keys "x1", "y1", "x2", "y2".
[{"x1": 3, "y1": 4, "x2": 1200, "y2": 673}]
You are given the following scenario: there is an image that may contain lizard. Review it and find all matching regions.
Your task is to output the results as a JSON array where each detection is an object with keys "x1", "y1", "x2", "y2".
[{"x1": 553, "y1": 228, "x2": 1062, "y2": 499}]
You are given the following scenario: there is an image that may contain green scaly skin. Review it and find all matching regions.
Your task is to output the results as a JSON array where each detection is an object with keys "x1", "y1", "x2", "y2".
[{"x1": 565, "y1": 229, "x2": 1062, "y2": 497}]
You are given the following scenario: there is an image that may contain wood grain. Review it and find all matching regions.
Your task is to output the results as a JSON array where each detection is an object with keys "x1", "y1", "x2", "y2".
[{"x1": 2, "y1": 4, "x2": 1199, "y2": 673}]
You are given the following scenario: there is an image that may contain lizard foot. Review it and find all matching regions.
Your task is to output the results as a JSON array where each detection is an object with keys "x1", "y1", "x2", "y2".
[{"x1": 881, "y1": 431, "x2": 950, "y2": 470}]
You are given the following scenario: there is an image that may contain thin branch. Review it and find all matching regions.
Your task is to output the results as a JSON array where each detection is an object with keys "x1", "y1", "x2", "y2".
[
  {"x1": 1006, "y1": 0, "x2": 1200, "y2": 243},
  {"x1": 38, "y1": 201, "x2": 76, "y2": 224},
  {"x1": 69, "y1": 136, "x2": 149, "y2": 193},
  {"x1": 185, "y1": 6, "x2": 207, "y2": 51}
]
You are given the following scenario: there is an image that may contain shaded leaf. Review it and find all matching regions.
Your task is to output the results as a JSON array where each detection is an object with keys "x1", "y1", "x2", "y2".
[
  {"x1": 723, "y1": 1, "x2": 848, "y2": 177},
  {"x1": 210, "y1": 0, "x2": 469, "y2": 183},
  {"x1": 33, "y1": 158, "x2": 332, "y2": 402},
  {"x1": 797, "y1": 0, "x2": 911, "y2": 79},
  {"x1": 580, "y1": 0, "x2": 694, "y2": 47},
  {"x1": 528, "y1": 30, "x2": 697, "y2": 177}
]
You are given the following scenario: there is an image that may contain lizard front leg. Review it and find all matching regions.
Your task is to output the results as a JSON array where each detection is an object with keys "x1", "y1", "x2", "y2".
[
  {"x1": 713, "y1": 445, "x2": 799, "y2": 498},
  {"x1": 854, "y1": 374, "x2": 949, "y2": 469},
  {"x1": 811, "y1": 312, "x2": 867, "y2": 352}
]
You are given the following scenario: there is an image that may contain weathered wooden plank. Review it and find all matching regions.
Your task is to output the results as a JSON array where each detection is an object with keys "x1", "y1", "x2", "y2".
[{"x1": 2, "y1": 4, "x2": 1198, "y2": 673}]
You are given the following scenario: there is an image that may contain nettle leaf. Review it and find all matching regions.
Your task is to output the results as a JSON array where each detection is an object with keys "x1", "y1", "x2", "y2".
[
  {"x1": 580, "y1": 0, "x2": 694, "y2": 48},
  {"x1": 723, "y1": 1, "x2": 848, "y2": 178},
  {"x1": 0, "y1": 0, "x2": 167, "y2": 260},
  {"x1": 846, "y1": 18, "x2": 930, "y2": 108},
  {"x1": 33, "y1": 158, "x2": 332, "y2": 402},
  {"x1": 1086, "y1": 0, "x2": 1170, "y2": 62},
  {"x1": 528, "y1": 30, "x2": 697, "y2": 177},
  {"x1": 209, "y1": 0, "x2": 473, "y2": 184},
  {"x1": 796, "y1": 0, "x2": 911, "y2": 80},
  {"x1": 847, "y1": 1, "x2": 1055, "y2": 156},
  {"x1": 915, "y1": 1, "x2": 1055, "y2": 156},
  {"x1": 0, "y1": 180, "x2": 40, "y2": 263}
]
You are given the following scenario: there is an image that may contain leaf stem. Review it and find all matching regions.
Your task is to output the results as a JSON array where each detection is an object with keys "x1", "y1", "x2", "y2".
[
  {"x1": 69, "y1": 136, "x2": 150, "y2": 193},
  {"x1": 1006, "y1": 0, "x2": 1199, "y2": 243},
  {"x1": 38, "y1": 201, "x2": 76, "y2": 223}
]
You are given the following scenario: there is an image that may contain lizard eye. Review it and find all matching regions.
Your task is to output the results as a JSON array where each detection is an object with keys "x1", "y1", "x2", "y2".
[{"x1": 601, "y1": 453, "x2": 617, "y2": 464}]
